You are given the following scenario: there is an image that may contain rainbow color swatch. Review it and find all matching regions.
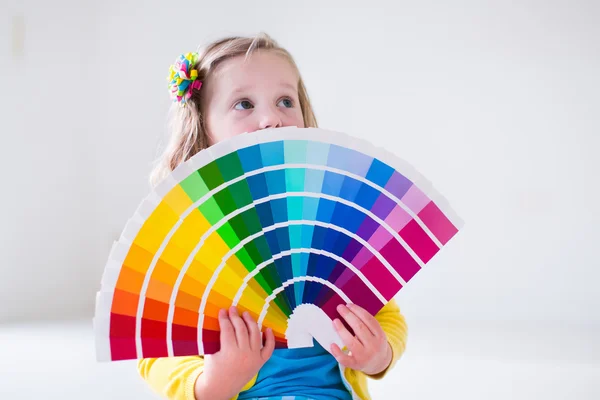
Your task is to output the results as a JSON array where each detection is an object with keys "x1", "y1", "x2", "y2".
[{"x1": 94, "y1": 127, "x2": 463, "y2": 362}]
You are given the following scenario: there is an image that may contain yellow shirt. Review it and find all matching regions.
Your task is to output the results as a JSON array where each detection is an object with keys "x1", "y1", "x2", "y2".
[{"x1": 138, "y1": 299, "x2": 407, "y2": 400}]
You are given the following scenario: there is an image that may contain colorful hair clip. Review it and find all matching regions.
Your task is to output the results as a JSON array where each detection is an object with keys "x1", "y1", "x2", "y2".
[{"x1": 167, "y1": 52, "x2": 202, "y2": 105}]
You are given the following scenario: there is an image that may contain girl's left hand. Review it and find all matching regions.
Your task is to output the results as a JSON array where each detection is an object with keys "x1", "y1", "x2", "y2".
[{"x1": 330, "y1": 303, "x2": 392, "y2": 376}]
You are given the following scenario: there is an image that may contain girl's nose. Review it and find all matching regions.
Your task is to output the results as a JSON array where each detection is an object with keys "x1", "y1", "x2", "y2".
[{"x1": 258, "y1": 108, "x2": 282, "y2": 130}]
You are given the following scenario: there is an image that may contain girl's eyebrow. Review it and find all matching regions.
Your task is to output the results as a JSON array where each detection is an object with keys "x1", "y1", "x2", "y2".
[
  {"x1": 230, "y1": 84, "x2": 253, "y2": 96},
  {"x1": 278, "y1": 82, "x2": 297, "y2": 91},
  {"x1": 230, "y1": 82, "x2": 297, "y2": 96}
]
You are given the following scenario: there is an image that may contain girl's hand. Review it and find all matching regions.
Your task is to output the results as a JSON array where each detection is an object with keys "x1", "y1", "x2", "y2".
[
  {"x1": 195, "y1": 307, "x2": 275, "y2": 400},
  {"x1": 330, "y1": 303, "x2": 392, "y2": 376}
]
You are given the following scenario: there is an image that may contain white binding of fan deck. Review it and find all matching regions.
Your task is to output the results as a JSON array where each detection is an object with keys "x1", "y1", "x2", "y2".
[
  {"x1": 258, "y1": 277, "x2": 350, "y2": 352},
  {"x1": 284, "y1": 304, "x2": 343, "y2": 351},
  {"x1": 132, "y1": 159, "x2": 440, "y2": 358},
  {"x1": 286, "y1": 301, "x2": 346, "y2": 352}
]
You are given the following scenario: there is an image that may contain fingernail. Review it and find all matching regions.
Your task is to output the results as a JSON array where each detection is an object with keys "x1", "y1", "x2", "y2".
[
  {"x1": 333, "y1": 318, "x2": 341, "y2": 329},
  {"x1": 242, "y1": 311, "x2": 249, "y2": 318},
  {"x1": 337, "y1": 304, "x2": 346, "y2": 312}
]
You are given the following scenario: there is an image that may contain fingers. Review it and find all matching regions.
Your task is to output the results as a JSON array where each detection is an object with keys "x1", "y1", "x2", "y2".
[
  {"x1": 333, "y1": 317, "x2": 362, "y2": 353},
  {"x1": 260, "y1": 327, "x2": 275, "y2": 361},
  {"x1": 241, "y1": 311, "x2": 261, "y2": 351},
  {"x1": 336, "y1": 304, "x2": 375, "y2": 344},
  {"x1": 228, "y1": 307, "x2": 249, "y2": 349},
  {"x1": 330, "y1": 343, "x2": 358, "y2": 370},
  {"x1": 345, "y1": 303, "x2": 383, "y2": 338},
  {"x1": 218, "y1": 308, "x2": 235, "y2": 347}
]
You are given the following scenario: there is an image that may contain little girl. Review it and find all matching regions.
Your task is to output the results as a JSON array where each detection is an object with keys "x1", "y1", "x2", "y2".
[{"x1": 137, "y1": 33, "x2": 408, "y2": 400}]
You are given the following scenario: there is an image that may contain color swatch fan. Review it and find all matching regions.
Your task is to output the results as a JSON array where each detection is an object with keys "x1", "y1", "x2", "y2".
[{"x1": 94, "y1": 127, "x2": 463, "y2": 362}]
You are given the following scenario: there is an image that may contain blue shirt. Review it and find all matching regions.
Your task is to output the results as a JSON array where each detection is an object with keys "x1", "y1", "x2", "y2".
[{"x1": 237, "y1": 339, "x2": 352, "y2": 400}]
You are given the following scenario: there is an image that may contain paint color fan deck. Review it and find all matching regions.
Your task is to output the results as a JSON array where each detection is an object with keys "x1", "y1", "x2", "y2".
[{"x1": 93, "y1": 127, "x2": 463, "y2": 362}]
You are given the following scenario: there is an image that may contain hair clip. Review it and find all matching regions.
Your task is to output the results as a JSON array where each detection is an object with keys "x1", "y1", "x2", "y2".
[{"x1": 167, "y1": 52, "x2": 202, "y2": 105}]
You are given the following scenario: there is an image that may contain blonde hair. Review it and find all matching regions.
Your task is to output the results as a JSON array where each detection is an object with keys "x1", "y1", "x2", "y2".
[{"x1": 149, "y1": 32, "x2": 318, "y2": 187}]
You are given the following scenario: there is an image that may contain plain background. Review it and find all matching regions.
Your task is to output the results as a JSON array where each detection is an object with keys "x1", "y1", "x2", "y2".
[{"x1": 1, "y1": 0, "x2": 598, "y2": 399}]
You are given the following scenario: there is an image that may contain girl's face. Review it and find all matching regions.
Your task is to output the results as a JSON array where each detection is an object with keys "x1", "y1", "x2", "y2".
[{"x1": 202, "y1": 50, "x2": 305, "y2": 145}]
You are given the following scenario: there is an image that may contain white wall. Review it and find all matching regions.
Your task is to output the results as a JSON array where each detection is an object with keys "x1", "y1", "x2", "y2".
[
  {"x1": 1, "y1": 0, "x2": 97, "y2": 321},
  {"x1": 1, "y1": 0, "x2": 598, "y2": 327}
]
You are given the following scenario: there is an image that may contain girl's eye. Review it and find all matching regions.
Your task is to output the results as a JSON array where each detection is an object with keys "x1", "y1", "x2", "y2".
[
  {"x1": 234, "y1": 100, "x2": 253, "y2": 110},
  {"x1": 277, "y1": 98, "x2": 294, "y2": 108}
]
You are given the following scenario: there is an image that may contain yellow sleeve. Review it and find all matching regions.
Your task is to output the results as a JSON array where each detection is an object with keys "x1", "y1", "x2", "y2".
[
  {"x1": 368, "y1": 298, "x2": 408, "y2": 379},
  {"x1": 137, "y1": 356, "x2": 205, "y2": 400},
  {"x1": 137, "y1": 357, "x2": 259, "y2": 400}
]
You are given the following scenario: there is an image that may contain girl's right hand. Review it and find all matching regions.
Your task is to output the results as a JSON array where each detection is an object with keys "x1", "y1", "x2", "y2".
[{"x1": 194, "y1": 307, "x2": 275, "y2": 400}]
